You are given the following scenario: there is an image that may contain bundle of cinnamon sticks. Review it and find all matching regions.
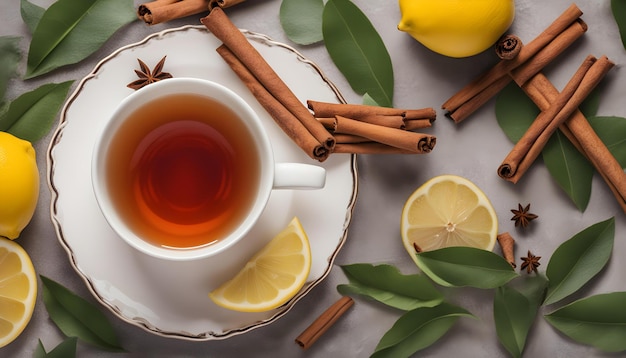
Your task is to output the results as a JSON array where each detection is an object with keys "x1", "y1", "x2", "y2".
[
  {"x1": 201, "y1": 8, "x2": 437, "y2": 161},
  {"x1": 443, "y1": 4, "x2": 626, "y2": 213},
  {"x1": 137, "y1": 0, "x2": 245, "y2": 25},
  {"x1": 498, "y1": 54, "x2": 614, "y2": 183},
  {"x1": 310, "y1": 101, "x2": 437, "y2": 155},
  {"x1": 442, "y1": 4, "x2": 588, "y2": 123}
]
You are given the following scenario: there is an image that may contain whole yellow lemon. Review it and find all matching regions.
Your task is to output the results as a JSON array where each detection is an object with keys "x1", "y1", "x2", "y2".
[
  {"x1": 0, "y1": 132, "x2": 39, "y2": 240},
  {"x1": 398, "y1": 0, "x2": 515, "y2": 58}
]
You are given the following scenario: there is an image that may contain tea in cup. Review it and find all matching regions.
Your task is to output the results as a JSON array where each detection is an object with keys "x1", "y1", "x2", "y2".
[{"x1": 91, "y1": 78, "x2": 325, "y2": 260}]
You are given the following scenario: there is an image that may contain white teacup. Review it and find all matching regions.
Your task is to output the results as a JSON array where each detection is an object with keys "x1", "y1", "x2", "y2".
[{"x1": 91, "y1": 78, "x2": 325, "y2": 261}]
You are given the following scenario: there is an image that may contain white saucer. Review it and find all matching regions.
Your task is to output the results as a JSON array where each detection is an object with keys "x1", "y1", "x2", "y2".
[{"x1": 47, "y1": 25, "x2": 357, "y2": 340}]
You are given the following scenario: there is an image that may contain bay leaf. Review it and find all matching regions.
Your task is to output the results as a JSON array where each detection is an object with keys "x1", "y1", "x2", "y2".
[
  {"x1": 415, "y1": 247, "x2": 518, "y2": 289},
  {"x1": 511, "y1": 273, "x2": 548, "y2": 305},
  {"x1": 371, "y1": 302, "x2": 474, "y2": 358},
  {"x1": 588, "y1": 116, "x2": 626, "y2": 167},
  {"x1": 25, "y1": 0, "x2": 136, "y2": 79},
  {"x1": 544, "y1": 217, "x2": 615, "y2": 306},
  {"x1": 0, "y1": 36, "x2": 22, "y2": 104},
  {"x1": 545, "y1": 292, "x2": 626, "y2": 352},
  {"x1": 612, "y1": 0, "x2": 626, "y2": 50},
  {"x1": 279, "y1": 0, "x2": 323, "y2": 45},
  {"x1": 493, "y1": 276, "x2": 547, "y2": 358},
  {"x1": 578, "y1": 86, "x2": 600, "y2": 118},
  {"x1": 40, "y1": 275, "x2": 124, "y2": 352},
  {"x1": 20, "y1": 0, "x2": 45, "y2": 34},
  {"x1": 34, "y1": 337, "x2": 78, "y2": 358},
  {"x1": 541, "y1": 130, "x2": 592, "y2": 211},
  {"x1": 495, "y1": 82, "x2": 539, "y2": 143},
  {"x1": 0, "y1": 81, "x2": 73, "y2": 143},
  {"x1": 34, "y1": 339, "x2": 46, "y2": 358},
  {"x1": 337, "y1": 263, "x2": 443, "y2": 311},
  {"x1": 322, "y1": 0, "x2": 393, "y2": 107}
]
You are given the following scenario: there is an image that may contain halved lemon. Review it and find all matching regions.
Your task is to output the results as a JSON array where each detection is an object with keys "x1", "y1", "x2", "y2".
[
  {"x1": 401, "y1": 175, "x2": 498, "y2": 263},
  {"x1": 209, "y1": 217, "x2": 311, "y2": 312},
  {"x1": 0, "y1": 238, "x2": 37, "y2": 348}
]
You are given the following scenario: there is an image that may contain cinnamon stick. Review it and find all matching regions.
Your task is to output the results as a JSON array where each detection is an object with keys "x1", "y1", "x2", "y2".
[
  {"x1": 333, "y1": 142, "x2": 417, "y2": 154},
  {"x1": 495, "y1": 35, "x2": 523, "y2": 60},
  {"x1": 404, "y1": 109, "x2": 437, "y2": 121},
  {"x1": 137, "y1": 0, "x2": 209, "y2": 25},
  {"x1": 516, "y1": 72, "x2": 626, "y2": 213},
  {"x1": 355, "y1": 115, "x2": 406, "y2": 129},
  {"x1": 316, "y1": 117, "x2": 337, "y2": 131},
  {"x1": 333, "y1": 133, "x2": 371, "y2": 144},
  {"x1": 216, "y1": 45, "x2": 329, "y2": 161},
  {"x1": 443, "y1": 4, "x2": 586, "y2": 122},
  {"x1": 208, "y1": 0, "x2": 246, "y2": 10},
  {"x1": 318, "y1": 115, "x2": 431, "y2": 131},
  {"x1": 201, "y1": 8, "x2": 335, "y2": 152},
  {"x1": 497, "y1": 232, "x2": 516, "y2": 268},
  {"x1": 295, "y1": 296, "x2": 354, "y2": 350},
  {"x1": 498, "y1": 55, "x2": 614, "y2": 183},
  {"x1": 334, "y1": 116, "x2": 436, "y2": 154},
  {"x1": 403, "y1": 118, "x2": 433, "y2": 130},
  {"x1": 508, "y1": 20, "x2": 589, "y2": 86},
  {"x1": 308, "y1": 100, "x2": 436, "y2": 122},
  {"x1": 444, "y1": 75, "x2": 511, "y2": 123}
]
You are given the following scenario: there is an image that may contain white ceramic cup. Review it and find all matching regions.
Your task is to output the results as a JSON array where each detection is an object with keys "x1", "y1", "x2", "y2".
[{"x1": 91, "y1": 78, "x2": 325, "y2": 261}]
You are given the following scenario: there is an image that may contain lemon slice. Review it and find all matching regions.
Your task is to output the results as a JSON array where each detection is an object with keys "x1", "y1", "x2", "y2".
[
  {"x1": 401, "y1": 175, "x2": 498, "y2": 262},
  {"x1": 0, "y1": 238, "x2": 37, "y2": 348},
  {"x1": 209, "y1": 217, "x2": 311, "y2": 312}
]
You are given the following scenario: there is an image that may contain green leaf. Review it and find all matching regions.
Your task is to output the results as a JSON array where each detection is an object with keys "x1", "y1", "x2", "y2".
[
  {"x1": 20, "y1": 0, "x2": 45, "y2": 34},
  {"x1": 34, "y1": 337, "x2": 78, "y2": 358},
  {"x1": 542, "y1": 130, "x2": 593, "y2": 211},
  {"x1": 495, "y1": 82, "x2": 539, "y2": 143},
  {"x1": 40, "y1": 275, "x2": 124, "y2": 352},
  {"x1": 371, "y1": 302, "x2": 474, "y2": 358},
  {"x1": 493, "y1": 276, "x2": 547, "y2": 358},
  {"x1": 25, "y1": 0, "x2": 136, "y2": 78},
  {"x1": 0, "y1": 102, "x2": 7, "y2": 118},
  {"x1": 0, "y1": 36, "x2": 22, "y2": 104},
  {"x1": 337, "y1": 263, "x2": 443, "y2": 311},
  {"x1": 589, "y1": 116, "x2": 626, "y2": 167},
  {"x1": 544, "y1": 217, "x2": 615, "y2": 306},
  {"x1": 0, "y1": 81, "x2": 73, "y2": 143},
  {"x1": 415, "y1": 247, "x2": 518, "y2": 289},
  {"x1": 34, "y1": 340, "x2": 47, "y2": 358},
  {"x1": 545, "y1": 292, "x2": 626, "y2": 352},
  {"x1": 322, "y1": 0, "x2": 393, "y2": 107},
  {"x1": 279, "y1": 0, "x2": 323, "y2": 45},
  {"x1": 578, "y1": 86, "x2": 600, "y2": 118},
  {"x1": 612, "y1": 0, "x2": 626, "y2": 50}
]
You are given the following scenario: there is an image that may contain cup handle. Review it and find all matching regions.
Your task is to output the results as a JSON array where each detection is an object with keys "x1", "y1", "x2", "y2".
[{"x1": 273, "y1": 163, "x2": 326, "y2": 189}]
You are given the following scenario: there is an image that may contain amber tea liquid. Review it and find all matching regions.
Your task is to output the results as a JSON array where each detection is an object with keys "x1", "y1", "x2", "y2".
[{"x1": 105, "y1": 93, "x2": 260, "y2": 249}]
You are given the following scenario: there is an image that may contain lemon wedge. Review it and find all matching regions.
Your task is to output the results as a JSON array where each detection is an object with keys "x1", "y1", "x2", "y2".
[
  {"x1": 401, "y1": 175, "x2": 498, "y2": 263},
  {"x1": 209, "y1": 217, "x2": 311, "y2": 312},
  {"x1": 0, "y1": 238, "x2": 37, "y2": 348}
]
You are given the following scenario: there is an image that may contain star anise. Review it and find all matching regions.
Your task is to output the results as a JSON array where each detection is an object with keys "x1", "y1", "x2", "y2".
[
  {"x1": 510, "y1": 203, "x2": 538, "y2": 228},
  {"x1": 520, "y1": 250, "x2": 541, "y2": 274},
  {"x1": 127, "y1": 56, "x2": 173, "y2": 90}
]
